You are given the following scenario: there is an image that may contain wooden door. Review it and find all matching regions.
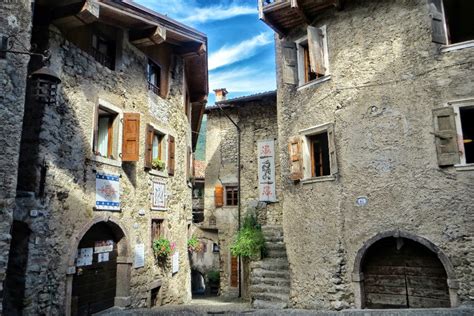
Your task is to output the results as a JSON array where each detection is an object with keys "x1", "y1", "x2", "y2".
[
  {"x1": 72, "y1": 223, "x2": 118, "y2": 316},
  {"x1": 363, "y1": 238, "x2": 449, "y2": 309}
]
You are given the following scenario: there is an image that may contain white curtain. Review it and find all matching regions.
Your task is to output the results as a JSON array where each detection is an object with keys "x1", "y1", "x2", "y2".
[{"x1": 97, "y1": 117, "x2": 109, "y2": 157}]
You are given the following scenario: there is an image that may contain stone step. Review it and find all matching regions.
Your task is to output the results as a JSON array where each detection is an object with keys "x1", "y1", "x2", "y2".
[
  {"x1": 250, "y1": 283, "x2": 290, "y2": 295},
  {"x1": 266, "y1": 249, "x2": 287, "y2": 258},
  {"x1": 251, "y1": 268, "x2": 290, "y2": 279},
  {"x1": 252, "y1": 299, "x2": 288, "y2": 309},
  {"x1": 263, "y1": 235, "x2": 284, "y2": 243},
  {"x1": 250, "y1": 276, "x2": 290, "y2": 287},
  {"x1": 250, "y1": 259, "x2": 289, "y2": 270},
  {"x1": 265, "y1": 242, "x2": 286, "y2": 250},
  {"x1": 251, "y1": 291, "x2": 289, "y2": 303}
]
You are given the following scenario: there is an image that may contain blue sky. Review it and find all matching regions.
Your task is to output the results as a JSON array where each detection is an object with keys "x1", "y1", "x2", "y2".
[{"x1": 135, "y1": 0, "x2": 276, "y2": 105}]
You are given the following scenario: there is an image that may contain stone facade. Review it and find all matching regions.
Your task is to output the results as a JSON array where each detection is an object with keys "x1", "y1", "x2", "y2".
[
  {"x1": 203, "y1": 92, "x2": 281, "y2": 297},
  {"x1": 0, "y1": 0, "x2": 32, "y2": 313},
  {"x1": 268, "y1": 0, "x2": 474, "y2": 310},
  {"x1": 1, "y1": 1, "x2": 207, "y2": 315}
]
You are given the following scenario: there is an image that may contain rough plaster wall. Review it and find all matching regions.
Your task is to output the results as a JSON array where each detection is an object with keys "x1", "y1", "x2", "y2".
[
  {"x1": 203, "y1": 99, "x2": 281, "y2": 297},
  {"x1": 0, "y1": 0, "x2": 31, "y2": 311},
  {"x1": 15, "y1": 25, "x2": 193, "y2": 314},
  {"x1": 275, "y1": 0, "x2": 474, "y2": 310}
]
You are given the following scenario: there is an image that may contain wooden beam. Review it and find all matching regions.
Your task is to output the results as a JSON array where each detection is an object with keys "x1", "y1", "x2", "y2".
[
  {"x1": 175, "y1": 42, "x2": 206, "y2": 57},
  {"x1": 52, "y1": 0, "x2": 99, "y2": 24},
  {"x1": 129, "y1": 25, "x2": 166, "y2": 47},
  {"x1": 291, "y1": 0, "x2": 310, "y2": 25}
]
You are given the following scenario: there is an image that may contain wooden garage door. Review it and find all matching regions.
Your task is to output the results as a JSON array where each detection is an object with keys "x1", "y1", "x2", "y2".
[
  {"x1": 363, "y1": 237, "x2": 450, "y2": 309},
  {"x1": 72, "y1": 223, "x2": 118, "y2": 316}
]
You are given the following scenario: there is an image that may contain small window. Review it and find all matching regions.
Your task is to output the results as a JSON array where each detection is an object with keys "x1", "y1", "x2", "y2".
[
  {"x1": 152, "y1": 132, "x2": 164, "y2": 161},
  {"x1": 0, "y1": 36, "x2": 7, "y2": 59},
  {"x1": 213, "y1": 243, "x2": 220, "y2": 253},
  {"x1": 459, "y1": 107, "x2": 474, "y2": 164},
  {"x1": 225, "y1": 186, "x2": 238, "y2": 206},
  {"x1": 145, "y1": 124, "x2": 169, "y2": 172},
  {"x1": 147, "y1": 61, "x2": 161, "y2": 95},
  {"x1": 94, "y1": 107, "x2": 119, "y2": 159},
  {"x1": 430, "y1": 0, "x2": 474, "y2": 45},
  {"x1": 309, "y1": 132, "x2": 330, "y2": 177},
  {"x1": 151, "y1": 219, "x2": 164, "y2": 247},
  {"x1": 91, "y1": 33, "x2": 115, "y2": 69},
  {"x1": 296, "y1": 25, "x2": 329, "y2": 86}
]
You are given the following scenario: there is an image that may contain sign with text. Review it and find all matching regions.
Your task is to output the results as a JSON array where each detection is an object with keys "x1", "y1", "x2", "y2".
[
  {"x1": 258, "y1": 140, "x2": 277, "y2": 202},
  {"x1": 172, "y1": 251, "x2": 179, "y2": 274},
  {"x1": 151, "y1": 181, "x2": 166, "y2": 210},
  {"x1": 134, "y1": 244, "x2": 145, "y2": 268},
  {"x1": 95, "y1": 173, "x2": 120, "y2": 211}
]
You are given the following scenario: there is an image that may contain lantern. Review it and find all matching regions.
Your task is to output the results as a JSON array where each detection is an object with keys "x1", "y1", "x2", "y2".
[{"x1": 30, "y1": 66, "x2": 61, "y2": 104}]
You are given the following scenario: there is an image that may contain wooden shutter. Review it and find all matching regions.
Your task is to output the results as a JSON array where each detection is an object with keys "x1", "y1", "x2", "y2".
[
  {"x1": 433, "y1": 107, "x2": 460, "y2": 166},
  {"x1": 144, "y1": 124, "x2": 154, "y2": 169},
  {"x1": 122, "y1": 113, "x2": 140, "y2": 162},
  {"x1": 307, "y1": 26, "x2": 326, "y2": 75},
  {"x1": 327, "y1": 124, "x2": 338, "y2": 175},
  {"x1": 168, "y1": 135, "x2": 175, "y2": 176},
  {"x1": 288, "y1": 136, "x2": 304, "y2": 181},
  {"x1": 214, "y1": 185, "x2": 223, "y2": 207},
  {"x1": 92, "y1": 105, "x2": 99, "y2": 155},
  {"x1": 429, "y1": 0, "x2": 447, "y2": 45},
  {"x1": 282, "y1": 40, "x2": 298, "y2": 85},
  {"x1": 230, "y1": 256, "x2": 238, "y2": 287}
]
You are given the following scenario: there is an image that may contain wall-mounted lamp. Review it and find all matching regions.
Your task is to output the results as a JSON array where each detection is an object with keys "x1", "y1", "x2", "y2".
[{"x1": 1, "y1": 35, "x2": 61, "y2": 104}]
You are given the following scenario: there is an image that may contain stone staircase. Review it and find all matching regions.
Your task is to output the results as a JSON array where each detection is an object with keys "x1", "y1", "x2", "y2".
[{"x1": 249, "y1": 225, "x2": 290, "y2": 309}]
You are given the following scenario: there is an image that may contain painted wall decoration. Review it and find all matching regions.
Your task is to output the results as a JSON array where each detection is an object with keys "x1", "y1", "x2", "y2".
[
  {"x1": 152, "y1": 181, "x2": 166, "y2": 210},
  {"x1": 258, "y1": 140, "x2": 277, "y2": 202},
  {"x1": 96, "y1": 173, "x2": 120, "y2": 211}
]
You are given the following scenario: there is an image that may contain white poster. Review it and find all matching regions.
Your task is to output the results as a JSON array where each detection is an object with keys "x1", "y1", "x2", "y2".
[
  {"x1": 76, "y1": 247, "x2": 93, "y2": 267},
  {"x1": 96, "y1": 173, "x2": 120, "y2": 211},
  {"x1": 94, "y1": 240, "x2": 114, "y2": 253},
  {"x1": 98, "y1": 252, "x2": 109, "y2": 263},
  {"x1": 258, "y1": 140, "x2": 277, "y2": 202},
  {"x1": 151, "y1": 181, "x2": 166, "y2": 210},
  {"x1": 172, "y1": 251, "x2": 179, "y2": 274},
  {"x1": 134, "y1": 244, "x2": 145, "y2": 268}
]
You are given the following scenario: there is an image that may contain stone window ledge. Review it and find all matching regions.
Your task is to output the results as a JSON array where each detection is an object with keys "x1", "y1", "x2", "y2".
[
  {"x1": 454, "y1": 163, "x2": 474, "y2": 171},
  {"x1": 441, "y1": 40, "x2": 474, "y2": 53},
  {"x1": 301, "y1": 175, "x2": 336, "y2": 184},
  {"x1": 297, "y1": 75, "x2": 331, "y2": 91},
  {"x1": 90, "y1": 155, "x2": 122, "y2": 167},
  {"x1": 149, "y1": 169, "x2": 168, "y2": 178}
]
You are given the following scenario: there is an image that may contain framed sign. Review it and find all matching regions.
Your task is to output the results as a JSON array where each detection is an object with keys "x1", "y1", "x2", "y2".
[
  {"x1": 151, "y1": 181, "x2": 166, "y2": 210},
  {"x1": 134, "y1": 244, "x2": 145, "y2": 268},
  {"x1": 257, "y1": 140, "x2": 277, "y2": 202},
  {"x1": 96, "y1": 173, "x2": 120, "y2": 211},
  {"x1": 172, "y1": 251, "x2": 179, "y2": 274}
]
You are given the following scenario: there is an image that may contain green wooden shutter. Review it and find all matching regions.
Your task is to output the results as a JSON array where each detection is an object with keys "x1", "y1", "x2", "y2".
[{"x1": 432, "y1": 107, "x2": 460, "y2": 166}]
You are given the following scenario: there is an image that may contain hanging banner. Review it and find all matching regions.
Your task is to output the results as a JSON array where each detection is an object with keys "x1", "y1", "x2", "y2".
[
  {"x1": 258, "y1": 140, "x2": 277, "y2": 202},
  {"x1": 151, "y1": 181, "x2": 166, "y2": 210},
  {"x1": 96, "y1": 173, "x2": 120, "y2": 211}
]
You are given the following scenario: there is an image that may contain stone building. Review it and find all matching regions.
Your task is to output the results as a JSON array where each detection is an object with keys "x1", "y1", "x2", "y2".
[
  {"x1": 258, "y1": 0, "x2": 473, "y2": 311},
  {"x1": 203, "y1": 90, "x2": 282, "y2": 298},
  {"x1": 1, "y1": 0, "x2": 207, "y2": 315}
]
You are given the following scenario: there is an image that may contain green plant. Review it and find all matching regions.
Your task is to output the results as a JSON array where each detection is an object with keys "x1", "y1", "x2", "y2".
[
  {"x1": 152, "y1": 238, "x2": 175, "y2": 258},
  {"x1": 230, "y1": 214, "x2": 266, "y2": 258},
  {"x1": 152, "y1": 158, "x2": 165, "y2": 170},
  {"x1": 207, "y1": 270, "x2": 220, "y2": 284},
  {"x1": 187, "y1": 235, "x2": 202, "y2": 253}
]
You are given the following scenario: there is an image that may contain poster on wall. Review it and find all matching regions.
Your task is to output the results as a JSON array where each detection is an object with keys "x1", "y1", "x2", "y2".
[
  {"x1": 95, "y1": 173, "x2": 120, "y2": 211},
  {"x1": 257, "y1": 140, "x2": 277, "y2": 202},
  {"x1": 94, "y1": 240, "x2": 114, "y2": 253},
  {"x1": 98, "y1": 252, "x2": 109, "y2": 263},
  {"x1": 172, "y1": 251, "x2": 179, "y2": 274},
  {"x1": 76, "y1": 247, "x2": 93, "y2": 267},
  {"x1": 134, "y1": 244, "x2": 145, "y2": 268},
  {"x1": 151, "y1": 181, "x2": 166, "y2": 210}
]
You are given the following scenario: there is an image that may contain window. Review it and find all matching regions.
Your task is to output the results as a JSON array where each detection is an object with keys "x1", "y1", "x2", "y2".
[
  {"x1": 458, "y1": 106, "x2": 474, "y2": 164},
  {"x1": 147, "y1": 60, "x2": 161, "y2": 95},
  {"x1": 152, "y1": 132, "x2": 164, "y2": 161},
  {"x1": 430, "y1": 0, "x2": 474, "y2": 46},
  {"x1": 296, "y1": 25, "x2": 329, "y2": 86},
  {"x1": 289, "y1": 123, "x2": 337, "y2": 181},
  {"x1": 0, "y1": 36, "x2": 7, "y2": 59},
  {"x1": 91, "y1": 33, "x2": 115, "y2": 69},
  {"x1": 225, "y1": 186, "x2": 238, "y2": 206},
  {"x1": 151, "y1": 219, "x2": 164, "y2": 246},
  {"x1": 94, "y1": 107, "x2": 119, "y2": 159},
  {"x1": 145, "y1": 124, "x2": 174, "y2": 175}
]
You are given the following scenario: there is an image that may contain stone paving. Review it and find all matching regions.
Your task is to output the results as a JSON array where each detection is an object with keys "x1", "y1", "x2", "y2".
[{"x1": 95, "y1": 297, "x2": 474, "y2": 316}]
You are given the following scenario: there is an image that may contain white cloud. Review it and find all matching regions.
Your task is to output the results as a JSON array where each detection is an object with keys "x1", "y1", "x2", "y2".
[
  {"x1": 181, "y1": 5, "x2": 257, "y2": 24},
  {"x1": 209, "y1": 33, "x2": 273, "y2": 70},
  {"x1": 210, "y1": 67, "x2": 276, "y2": 93}
]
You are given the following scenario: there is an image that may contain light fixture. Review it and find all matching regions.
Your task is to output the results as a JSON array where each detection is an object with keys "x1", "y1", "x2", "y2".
[{"x1": 464, "y1": 139, "x2": 472, "y2": 144}]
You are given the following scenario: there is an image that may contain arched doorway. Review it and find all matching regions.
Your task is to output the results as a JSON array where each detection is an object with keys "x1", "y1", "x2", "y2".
[
  {"x1": 191, "y1": 269, "x2": 206, "y2": 295},
  {"x1": 353, "y1": 231, "x2": 458, "y2": 309},
  {"x1": 69, "y1": 220, "x2": 130, "y2": 316}
]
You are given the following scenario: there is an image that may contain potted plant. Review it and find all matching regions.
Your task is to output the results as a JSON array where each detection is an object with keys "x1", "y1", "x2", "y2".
[
  {"x1": 152, "y1": 237, "x2": 175, "y2": 260},
  {"x1": 187, "y1": 235, "x2": 203, "y2": 253},
  {"x1": 152, "y1": 158, "x2": 166, "y2": 171},
  {"x1": 207, "y1": 269, "x2": 220, "y2": 295},
  {"x1": 230, "y1": 214, "x2": 266, "y2": 260}
]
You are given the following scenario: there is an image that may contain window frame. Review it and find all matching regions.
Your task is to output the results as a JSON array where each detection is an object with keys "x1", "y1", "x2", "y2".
[
  {"x1": 224, "y1": 185, "x2": 239, "y2": 206},
  {"x1": 146, "y1": 123, "x2": 170, "y2": 177},
  {"x1": 147, "y1": 60, "x2": 161, "y2": 96},
  {"x1": 91, "y1": 32, "x2": 116, "y2": 70},
  {"x1": 295, "y1": 25, "x2": 330, "y2": 89},
  {"x1": 448, "y1": 99, "x2": 474, "y2": 168},
  {"x1": 91, "y1": 99, "x2": 123, "y2": 166}
]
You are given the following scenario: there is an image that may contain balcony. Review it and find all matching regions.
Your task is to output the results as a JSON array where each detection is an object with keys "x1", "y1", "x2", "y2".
[{"x1": 258, "y1": 0, "x2": 342, "y2": 36}]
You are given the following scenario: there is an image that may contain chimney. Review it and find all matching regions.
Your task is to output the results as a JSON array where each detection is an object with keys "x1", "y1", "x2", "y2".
[{"x1": 214, "y1": 88, "x2": 228, "y2": 102}]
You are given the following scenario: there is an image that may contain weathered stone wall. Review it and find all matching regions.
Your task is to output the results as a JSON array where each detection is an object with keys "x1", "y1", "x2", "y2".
[
  {"x1": 11, "y1": 21, "x2": 194, "y2": 314},
  {"x1": 204, "y1": 97, "x2": 281, "y2": 297},
  {"x1": 0, "y1": 0, "x2": 32, "y2": 312},
  {"x1": 275, "y1": 0, "x2": 473, "y2": 310}
]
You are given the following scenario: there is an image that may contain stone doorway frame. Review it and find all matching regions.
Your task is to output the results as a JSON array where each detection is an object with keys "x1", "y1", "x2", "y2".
[
  {"x1": 352, "y1": 230, "x2": 459, "y2": 309},
  {"x1": 65, "y1": 216, "x2": 132, "y2": 316}
]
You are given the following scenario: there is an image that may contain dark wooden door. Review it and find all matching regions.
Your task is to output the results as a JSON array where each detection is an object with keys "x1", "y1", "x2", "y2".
[
  {"x1": 72, "y1": 223, "x2": 118, "y2": 316},
  {"x1": 363, "y1": 238, "x2": 450, "y2": 309}
]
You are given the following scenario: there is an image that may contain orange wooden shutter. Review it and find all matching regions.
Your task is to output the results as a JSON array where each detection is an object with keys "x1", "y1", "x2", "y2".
[
  {"x1": 122, "y1": 113, "x2": 140, "y2": 162},
  {"x1": 214, "y1": 185, "x2": 223, "y2": 207},
  {"x1": 168, "y1": 135, "x2": 175, "y2": 176},
  {"x1": 144, "y1": 124, "x2": 154, "y2": 169},
  {"x1": 288, "y1": 136, "x2": 303, "y2": 181},
  {"x1": 230, "y1": 256, "x2": 238, "y2": 287}
]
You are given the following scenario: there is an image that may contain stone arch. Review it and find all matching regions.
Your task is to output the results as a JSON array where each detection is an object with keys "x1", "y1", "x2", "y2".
[
  {"x1": 352, "y1": 230, "x2": 459, "y2": 309},
  {"x1": 64, "y1": 215, "x2": 132, "y2": 316}
]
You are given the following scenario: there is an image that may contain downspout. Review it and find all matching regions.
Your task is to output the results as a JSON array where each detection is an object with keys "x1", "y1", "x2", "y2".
[{"x1": 216, "y1": 103, "x2": 242, "y2": 298}]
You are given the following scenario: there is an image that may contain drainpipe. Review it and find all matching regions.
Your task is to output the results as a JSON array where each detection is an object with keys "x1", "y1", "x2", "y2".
[{"x1": 216, "y1": 103, "x2": 242, "y2": 298}]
